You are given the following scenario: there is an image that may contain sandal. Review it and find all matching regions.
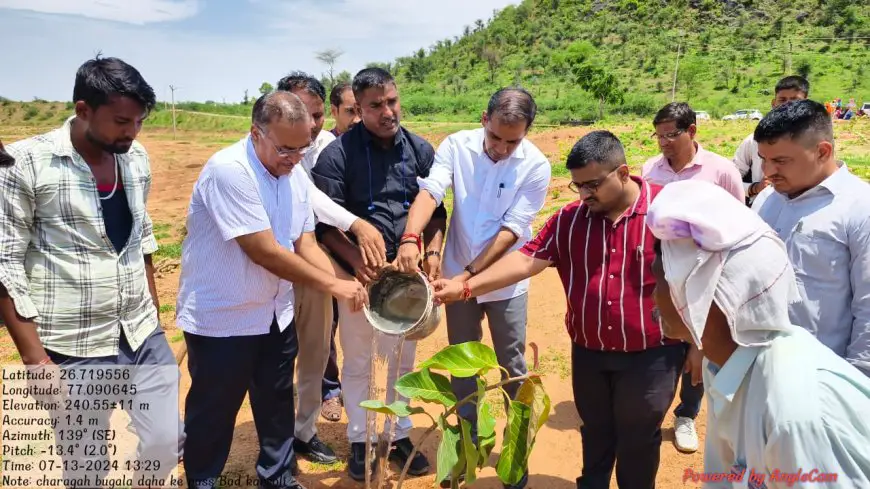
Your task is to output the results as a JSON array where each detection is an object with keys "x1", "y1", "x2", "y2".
[{"x1": 321, "y1": 397, "x2": 343, "y2": 422}]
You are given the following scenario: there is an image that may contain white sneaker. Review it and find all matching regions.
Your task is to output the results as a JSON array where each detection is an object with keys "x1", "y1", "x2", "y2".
[{"x1": 674, "y1": 416, "x2": 699, "y2": 453}]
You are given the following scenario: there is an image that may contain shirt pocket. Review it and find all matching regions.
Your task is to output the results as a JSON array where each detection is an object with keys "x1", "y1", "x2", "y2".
[
  {"x1": 487, "y1": 182, "x2": 519, "y2": 219},
  {"x1": 788, "y1": 231, "x2": 848, "y2": 291}
]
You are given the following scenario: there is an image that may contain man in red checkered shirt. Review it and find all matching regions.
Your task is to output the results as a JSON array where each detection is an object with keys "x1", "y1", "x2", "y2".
[{"x1": 433, "y1": 130, "x2": 684, "y2": 489}]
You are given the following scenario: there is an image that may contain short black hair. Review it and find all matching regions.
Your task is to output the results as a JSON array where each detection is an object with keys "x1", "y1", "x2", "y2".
[
  {"x1": 72, "y1": 55, "x2": 156, "y2": 112},
  {"x1": 486, "y1": 87, "x2": 537, "y2": 129},
  {"x1": 566, "y1": 130, "x2": 626, "y2": 170},
  {"x1": 0, "y1": 140, "x2": 14, "y2": 167},
  {"x1": 653, "y1": 102, "x2": 696, "y2": 131},
  {"x1": 775, "y1": 75, "x2": 810, "y2": 96},
  {"x1": 352, "y1": 68, "x2": 395, "y2": 100},
  {"x1": 653, "y1": 239, "x2": 662, "y2": 256},
  {"x1": 754, "y1": 99, "x2": 833, "y2": 146},
  {"x1": 276, "y1": 71, "x2": 326, "y2": 102},
  {"x1": 329, "y1": 82, "x2": 352, "y2": 108}
]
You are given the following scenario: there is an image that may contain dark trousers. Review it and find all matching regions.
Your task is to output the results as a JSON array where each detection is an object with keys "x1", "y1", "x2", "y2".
[
  {"x1": 46, "y1": 328, "x2": 182, "y2": 487},
  {"x1": 322, "y1": 298, "x2": 342, "y2": 401},
  {"x1": 183, "y1": 319, "x2": 299, "y2": 489},
  {"x1": 673, "y1": 344, "x2": 704, "y2": 419},
  {"x1": 572, "y1": 343, "x2": 683, "y2": 489}
]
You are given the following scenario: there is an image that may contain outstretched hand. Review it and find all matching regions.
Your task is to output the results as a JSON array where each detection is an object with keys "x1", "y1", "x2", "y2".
[{"x1": 431, "y1": 279, "x2": 465, "y2": 305}]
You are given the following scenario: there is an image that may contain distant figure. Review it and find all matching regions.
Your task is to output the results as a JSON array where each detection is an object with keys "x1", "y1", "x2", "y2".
[
  {"x1": 649, "y1": 179, "x2": 870, "y2": 489},
  {"x1": 642, "y1": 101, "x2": 745, "y2": 455},
  {"x1": 752, "y1": 99, "x2": 870, "y2": 378},
  {"x1": 397, "y1": 87, "x2": 551, "y2": 488},
  {"x1": 733, "y1": 75, "x2": 809, "y2": 206},
  {"x1": 329, "y1": 81, "x2": 360, "y2": 137}
]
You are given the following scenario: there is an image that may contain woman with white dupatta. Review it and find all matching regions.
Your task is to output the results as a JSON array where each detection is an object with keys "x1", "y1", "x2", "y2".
[{"x1": 647, "y1": 179, "x2": 870, "y2": 489}]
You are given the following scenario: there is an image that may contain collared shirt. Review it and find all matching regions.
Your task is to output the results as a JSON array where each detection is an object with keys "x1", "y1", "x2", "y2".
[
  {"x1": 703, "y1": 327, "x2": 870, "y2": 489},
  {"x1": 733, "y1": 133, "x2": 763, "y2": 198},
  {"x1": 752, "y1": 164, "x2": 870, "y2": 376},
  {"x1": 0, "y1": 117, "x2": 160, "y2": 358},
  {"x1": 419, "y1": 128, "x2": 551, "y2": 303},
  {"x1": 642, "y1": 142, "x2": 746, "y2": 202},
  {"x1": 296, "y1": 129, "x2": 356, "y2": 232},
  {"x1": 312, "y1": 123, "x2": 447, "y2": 273},
  {"x1": 176, "y1": 136, "x2": 315, "y2": 337},
  {"x1": 520, "y1": 177, "x2": 679, "y2": 351}
]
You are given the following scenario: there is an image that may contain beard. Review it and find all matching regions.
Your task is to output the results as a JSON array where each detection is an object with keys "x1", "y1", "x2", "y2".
[{"x1": 86, "y1": 129, "x2": 133, "y2": 154}]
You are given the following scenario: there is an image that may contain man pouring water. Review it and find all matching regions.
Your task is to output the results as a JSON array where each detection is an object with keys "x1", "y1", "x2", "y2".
[{"x1": 396, "y1": 87, "x2": 551, "y2": 489}]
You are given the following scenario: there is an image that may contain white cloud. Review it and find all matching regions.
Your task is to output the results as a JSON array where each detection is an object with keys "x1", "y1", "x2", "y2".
[{"x1": 0, "y1": 0, "x2": 199, "y2": 24}]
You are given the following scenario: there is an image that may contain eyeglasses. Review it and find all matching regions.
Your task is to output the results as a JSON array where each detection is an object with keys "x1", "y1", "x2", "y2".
[
  {"x1": 651, "y1": 129, "x2": 685, "y2": 142},
  {"x1": 256, "y1": 127, "x2": 312, "y2": 158},
  {"x1": 568, "y1": 166, "x2": 623, "y2": 194}
]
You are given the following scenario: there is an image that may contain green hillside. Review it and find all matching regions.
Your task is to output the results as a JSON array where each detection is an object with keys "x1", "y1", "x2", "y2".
[{"x1": 376, "y1": 0, "x2": 870, "y2": 121}]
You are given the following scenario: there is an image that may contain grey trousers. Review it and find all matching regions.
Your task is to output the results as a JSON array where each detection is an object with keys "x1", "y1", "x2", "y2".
[{"x1": 445, "y1": 293, "x2": 528, "y2": 429}]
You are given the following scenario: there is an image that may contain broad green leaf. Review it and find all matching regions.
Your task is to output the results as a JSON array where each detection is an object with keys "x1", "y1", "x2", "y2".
[
  {"x1": 460, "y1": 418, "x2": 478, "y2": 484},
  {"x1": 516, "y1": 375, "x2": 551, "y2": 432},
  {"x1": 417, "y1": 341, "x2": 499, "y2": 378},
  {"x1": 358, "y1": 400, "x2": 425, "y2": 417},
  {"x1": 395, "y1": 368, "x2": 457, "y2": 407},
  {"x1": 496, "y1": 401, "x2": 532, "y2": 486},
  {"x1": 476, "y1": 378, "x2": 496, "y2": 467},
  {"x1": 436, "y1": 417, "x2": 462, "y2": 484}
]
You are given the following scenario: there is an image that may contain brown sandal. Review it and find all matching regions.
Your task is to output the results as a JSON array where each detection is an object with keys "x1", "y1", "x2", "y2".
[{"x1": 321, "y1": 397, "x2": 343, "y2": 422}]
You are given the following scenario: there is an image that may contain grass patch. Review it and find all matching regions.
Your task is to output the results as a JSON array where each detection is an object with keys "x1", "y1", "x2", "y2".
[
  {"x1": 170, "y1": 331, "x2": 185, "y2": 343},
  {"x1": 159, "y1": 304, "x2": 175, "y2": 314},
  {"x1": 154, "y1": 242, "x2": 182, "y2": 260},
  {"x1": 154, "y1": 232, "x2": 171, "y2": 241},
  {"x1": 534, "y1": 349, "x2": 571, "y2": 380},
  {"x1": 152, "y1": 222, "x2": 172, "y2": 233}
]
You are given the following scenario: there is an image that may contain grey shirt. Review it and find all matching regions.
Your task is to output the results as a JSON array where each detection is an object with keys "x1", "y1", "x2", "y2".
[{"x1": 753, "y1": 163, "x2": 870, "y2": 376}]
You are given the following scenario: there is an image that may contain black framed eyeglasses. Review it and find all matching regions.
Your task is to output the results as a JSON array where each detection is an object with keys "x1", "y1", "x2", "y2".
[
  {"x1": 256, "y1": 126, "x2": 312, "y2": 158},
  {"x1": 568, "y1": 166, "x2": 623, "y2": 194}
]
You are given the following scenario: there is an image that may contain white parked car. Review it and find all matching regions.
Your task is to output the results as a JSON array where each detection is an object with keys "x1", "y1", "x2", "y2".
[
  {"x1": 696, "y1": 111, "x2": 711, "y2": 120},
  {"x1": 723, "y1": 109, "x2": 763, "y2": 121}
]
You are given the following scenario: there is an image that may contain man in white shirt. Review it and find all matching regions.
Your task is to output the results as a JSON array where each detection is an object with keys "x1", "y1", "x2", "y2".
[
  {"x1": 752, "y1": 99, "x2": 870, "y2": 377},
  {"x1": 733, "y1": 75, "x2": 809, "y2": 206},
  {"x1": 275, "y1": 72, "x2": 386, "y2": 464},
  {"x1": 648, "y1": 180, "x2": 870, "y2": 489},
  {"x1": 397, "y1": 87, "x2": 550, "y2": 489},
  {"x1": 176, "y1": 91, "x2": 368, "y2": 489}
]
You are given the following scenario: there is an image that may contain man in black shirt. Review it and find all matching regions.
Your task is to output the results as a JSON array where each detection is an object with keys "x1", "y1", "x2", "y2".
[{"x1": 312, "y1": 68, "x2": 446, "y2": 482}]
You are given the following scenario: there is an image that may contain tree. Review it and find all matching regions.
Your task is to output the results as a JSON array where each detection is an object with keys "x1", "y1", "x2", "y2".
[
  {"x1": 315, "y1": 48, "x2": 344, "y2": 90},
  {"x1": 259, "y1": 82, "x2": 273, "y2": 96},
  {"x1": 242, "y1": 89, "x2": 250, "y2": 105},
  {"x1": 677, "y1": 56, "x2": 706, "y2": 103},
  {"x1": 481, "y1": 46, "x2": 502, "y2": 84}
]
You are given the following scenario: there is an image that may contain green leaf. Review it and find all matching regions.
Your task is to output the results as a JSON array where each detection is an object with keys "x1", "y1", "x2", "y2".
[
  {"x1": 476, "y1": 378, "x2": 496, "y2": 467},
  {"x1": 394, "y1": 368, "x2": 457, "y2": 407},
  {"x1": 436, "y1": 417, "x2": 463, "y2": 484},
  {"x1": 496, "y1": 401, "x2": 532, "y2": 486},
  {"x1": 516, "y1": 376, "x2": 551, "y2": 432},
  {"x1": 358, "y1": 400, "x2": 425, "y2": 417},
  {"x1": 417, "y1": 341, "x2": 499, "y2": 378},
  {"x1": 460, "y1": 418, "x2": 478, "y2": 484}
]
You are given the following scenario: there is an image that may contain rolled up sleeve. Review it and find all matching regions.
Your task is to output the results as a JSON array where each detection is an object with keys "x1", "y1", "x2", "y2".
[
  {"x1": 311, "y1": 144, "x2": 348, "y2": 239},
  {"x1": 202, "y1": 162, "x2": 271, "y2": 241},
  {"x1": 501, "y1": 159, "x2": 551, "y2": 239},
  {"x1": 848, "y1": 215, "x2": 870, "y2": 376},
  {"x1": 519, "y1": 208, "x2": 562, "y2": 267},
  {"x1": 417, "y1": 137, "x2": 455, "y2": 206},
  {"x1": 0, "y1": 153, "x2": 38, "y2": 319},
  {"x1": 304, "y1": 170, "x2": 356, "y2": 232}
]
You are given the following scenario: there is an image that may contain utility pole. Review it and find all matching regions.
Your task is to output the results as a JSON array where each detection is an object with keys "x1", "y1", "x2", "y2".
[
  {"x1": 786, "y1": 38, "x2": 793, "y2": 74},
  {"x1": 671, "y1": 35, "x2": 683, "y2": 102},
  {"x1": 169, "y1": 85, "x2": 178, "y2": 140}
]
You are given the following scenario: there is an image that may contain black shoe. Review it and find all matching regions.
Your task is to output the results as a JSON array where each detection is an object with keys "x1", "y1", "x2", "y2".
[
  {"x1": 294, "y1": 435, "x2": 338, "y2": 464},
  {"x1": 348, "y1": 442, "x2": 376, "y2": 482},
  {"x1": 389, "y1": 438, "x2": 430, "y2": 476},
  {"x1": 257, "y1": 473, "x2": 306, "y2": 489}
]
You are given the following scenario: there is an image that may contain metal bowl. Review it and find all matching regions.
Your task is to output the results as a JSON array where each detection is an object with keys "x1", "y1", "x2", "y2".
[{"x1": 363, "y1": 268, "x2": 442, "y2": 341}]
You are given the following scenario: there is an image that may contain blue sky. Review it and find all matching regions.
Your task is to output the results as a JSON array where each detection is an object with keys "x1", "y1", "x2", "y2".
[{"x1": 0, "y1": 0, "x2": 518, "y2": 102}]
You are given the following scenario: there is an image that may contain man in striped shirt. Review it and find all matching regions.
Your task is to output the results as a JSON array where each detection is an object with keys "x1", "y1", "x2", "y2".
[{"x1": 434, "y1": 131, "x2": 683, "y2": 489}]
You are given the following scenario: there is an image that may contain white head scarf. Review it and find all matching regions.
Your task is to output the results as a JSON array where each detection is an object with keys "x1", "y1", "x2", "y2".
[{"x1": 647, "y1": 180, "x2": 802, "y2": 349}]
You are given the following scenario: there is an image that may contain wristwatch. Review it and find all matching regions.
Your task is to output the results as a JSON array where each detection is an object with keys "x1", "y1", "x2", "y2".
[
  {"x1": 424, "y1": 250, "x2": 441, "y2": 259},
  {"x1": 464, "y1": 264, "x2": 478, "y2": 276}
]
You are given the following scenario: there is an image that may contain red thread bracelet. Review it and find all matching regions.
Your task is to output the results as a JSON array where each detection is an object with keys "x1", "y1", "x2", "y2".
[{"x1": 461, "y1": 282, "x2": 472, "y2": 301}]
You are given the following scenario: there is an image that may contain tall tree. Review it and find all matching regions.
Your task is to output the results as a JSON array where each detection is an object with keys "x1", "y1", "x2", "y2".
[
  {"x1": 259, "y1": 82, "x2": 274, "y2": 96},
  {"x1": 315, "y1": 49, "x2": 344, "y2": 90}
]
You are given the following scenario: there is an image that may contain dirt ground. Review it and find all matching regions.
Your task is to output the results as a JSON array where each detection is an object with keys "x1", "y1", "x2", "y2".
[{"x1": 133, "y1": 126, "x2": 707, "y2": 489}]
